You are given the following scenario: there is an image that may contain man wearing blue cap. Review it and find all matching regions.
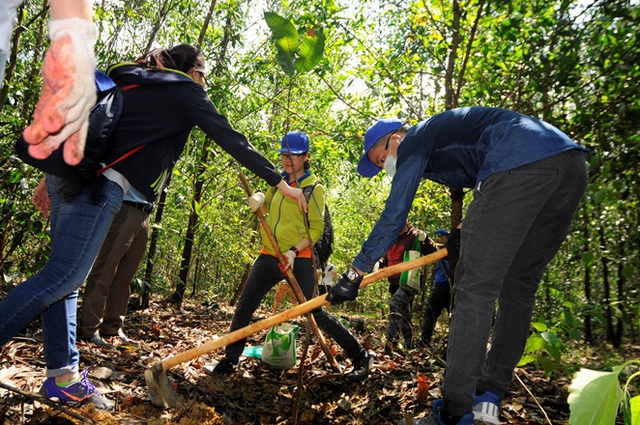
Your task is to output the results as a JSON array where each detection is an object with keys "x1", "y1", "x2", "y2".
[{"x1": 326, "y1": 107, "x2": 589, "y2": 425}]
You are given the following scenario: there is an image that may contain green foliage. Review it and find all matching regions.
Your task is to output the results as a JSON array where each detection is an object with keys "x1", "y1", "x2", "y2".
[
  {"x1": 568, "y1": 361, "x2": 640, "y2": 425},
  {"x1": 518, "y1": 320, "x2": 568, "y2": 375},
  {"x1": 568, "y1": 367, "x2": 624, "y2": 425},
  {"x1": 623, "y1": 371, "x2": 640, "y2": 425},
  {"x1": 264, "y1": 12, "x2": 325, "y2": 76},
  {"x1": 1, "y1": 0, "x2": 639, "y2": 353}
]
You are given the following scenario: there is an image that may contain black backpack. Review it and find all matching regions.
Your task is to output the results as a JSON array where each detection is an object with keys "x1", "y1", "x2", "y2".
[
  {"x1": 15, "y1": 71, "x2": 124, "y2": 182},
  {"x1": 303, "y1": 183, "x2": 334, "y2": 270}
]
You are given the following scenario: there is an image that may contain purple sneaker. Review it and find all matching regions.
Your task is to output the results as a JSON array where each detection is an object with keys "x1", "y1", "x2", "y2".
[{"x1": 39, "y1": 369, "x2": 115, "y2": 410}]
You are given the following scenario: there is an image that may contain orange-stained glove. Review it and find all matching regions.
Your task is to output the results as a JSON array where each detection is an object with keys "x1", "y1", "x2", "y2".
[
  {"x1": 23, "y1": 18, "x2": 97, "y2": 166},
  {"x1": 31, "y1": 177, "x2": 50, "y2": 219}
]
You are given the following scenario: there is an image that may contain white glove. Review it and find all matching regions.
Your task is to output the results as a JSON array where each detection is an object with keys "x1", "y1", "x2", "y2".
[
  {"x1": 248, "y1": 192, "x2": 265, "y2": 212},
  {"x1": 23, "y1": 18, "x2": 98, "y2": 165},
  {"x1": 418, "y1": 231, "x2": 427, "y2": 242},
  {"x1": 283, "y1": 249, "x2": 296, "y2": 271}
]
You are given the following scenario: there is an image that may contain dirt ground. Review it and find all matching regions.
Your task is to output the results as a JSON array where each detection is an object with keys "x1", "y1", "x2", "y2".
[{"x1": 0, "y1": 295, "x2": 625, "y2": 424}]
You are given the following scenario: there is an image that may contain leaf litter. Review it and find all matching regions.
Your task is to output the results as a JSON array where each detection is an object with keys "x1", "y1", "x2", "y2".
[{"x1": 1, "y1": 294, "x2": 628, "y2": 424}]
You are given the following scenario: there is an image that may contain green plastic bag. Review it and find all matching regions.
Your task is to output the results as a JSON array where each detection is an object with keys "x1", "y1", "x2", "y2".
[
  {"x1": 262, "y1": 323, "x2": 300, "y2": 369},
  {"x1": 400, "y1": 238, "x2": 422, "y2": 291}
]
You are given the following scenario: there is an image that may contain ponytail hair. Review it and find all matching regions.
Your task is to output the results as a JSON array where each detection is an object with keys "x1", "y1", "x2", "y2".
[{"x1": 136, "y1": 44, "x2": 205, "y2": 74}]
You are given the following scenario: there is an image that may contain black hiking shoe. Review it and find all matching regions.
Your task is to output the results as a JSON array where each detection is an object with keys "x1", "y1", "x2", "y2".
[
  {"x1": 208, "y1": 359, "x2": 235, "y2": 375},
  {"x1": 80, "y1": 335, "x2": 111, "y2": 347},
  {"x1": 346, "y1": 351, "x2": 372, "y2": 381}
]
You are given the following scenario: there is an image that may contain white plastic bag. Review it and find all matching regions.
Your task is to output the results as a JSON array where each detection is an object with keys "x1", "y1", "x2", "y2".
[{"x1": 262, "y1": 323, "x2": 300, "y2": 369}]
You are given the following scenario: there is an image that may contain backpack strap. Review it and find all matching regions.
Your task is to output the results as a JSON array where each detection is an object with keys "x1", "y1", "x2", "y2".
[
  {"x1": 95, "y1": 82, "x2": 144, "y2": 177},
  {"x1": 302, "y1": 182, "x2": 331, "y2": 272},
  {"x1": 302, "y1": 182, "x2": 318, "y2": 204},
  {"x1": 96, "y1": 144, "x2": 146, "y2": 176}
]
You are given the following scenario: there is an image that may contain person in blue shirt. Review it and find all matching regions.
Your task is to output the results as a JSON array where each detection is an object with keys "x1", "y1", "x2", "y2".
[
  {"x1": 419, "y1": 229, "x2": 452, "y2": 347},
  {"x1": 327, "y1": 107, "x2": 589, "y2": 425}
]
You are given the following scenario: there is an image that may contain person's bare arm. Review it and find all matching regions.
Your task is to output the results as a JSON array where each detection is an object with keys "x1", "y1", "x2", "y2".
[{"x1": 50, "y1": 0, "x2": 92, "y2": 20}]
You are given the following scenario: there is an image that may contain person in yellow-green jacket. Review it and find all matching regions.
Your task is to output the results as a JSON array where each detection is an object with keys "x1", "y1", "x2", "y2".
[{"x1": 210, "y1": 131, "x2": 371, "y2": 380}]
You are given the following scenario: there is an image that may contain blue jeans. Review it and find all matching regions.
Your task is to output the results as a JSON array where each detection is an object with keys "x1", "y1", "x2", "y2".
[
  {"x1": 225, "y1": 254, "x2": 365, "y2": 363},
  {"x1": 0, "y1": 175, "x2": 123, "y2": 377},
  {"x1": 442, "y1": 150, "x2": 588, "y2": 416}
]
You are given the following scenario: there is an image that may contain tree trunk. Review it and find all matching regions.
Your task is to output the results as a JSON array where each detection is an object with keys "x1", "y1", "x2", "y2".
[
  {"x1": 170, "y1": 148, "x2": 208, "y2": 307},
  {"x1": 583, "y1": 221, "x2": 592, "y2": 344},
  {"x1": 598, "y1": 226, "x2": 614, "y2": 342},
  {"x1": 140, "y1": 176, "x2": 171, "y2": 309},
  {"x1": 613, "y1": 261, "x2": 624, "y2": 348},
  {"x1": 144, "y1": 0, "x2": 177, "y2": 54},
  {"x1": 170, "y1": 5, "x2": 233, "y2": 307}
]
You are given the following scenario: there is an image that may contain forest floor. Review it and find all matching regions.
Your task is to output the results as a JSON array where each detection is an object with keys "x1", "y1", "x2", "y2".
[{"x1": 0, "y1": 294, "x2": 638, "y2": 425}]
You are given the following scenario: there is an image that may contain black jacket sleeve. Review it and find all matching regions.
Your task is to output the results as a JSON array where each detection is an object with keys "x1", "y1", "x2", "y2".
[{"x1": 188, "y1": 87, "x2": 282, "y2": 187}]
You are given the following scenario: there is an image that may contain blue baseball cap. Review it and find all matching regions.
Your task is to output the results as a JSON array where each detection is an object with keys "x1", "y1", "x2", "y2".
[
  {"x1": 357, "y1": 118, "x2": 404, "y2": 177},
  {"x1": 278, "y1": 131, "x2": 310, "y2": 154},
  {"x1": 434, "y1": 229, "x2": 449, "y2": 237}
]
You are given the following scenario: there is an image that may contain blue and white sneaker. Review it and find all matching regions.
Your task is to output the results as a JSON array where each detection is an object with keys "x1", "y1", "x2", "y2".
[{"x1": 473, "y1": 390, "x2": 500, "y2": 425}]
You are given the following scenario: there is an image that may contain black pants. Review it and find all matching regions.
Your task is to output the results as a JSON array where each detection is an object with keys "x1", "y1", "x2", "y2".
[
  {"x1": 224, "y1": 254, "x2": 365, "y2": 363},
  {"x1": 421, "y1": 284, "x2": 451, "y2": 344}
]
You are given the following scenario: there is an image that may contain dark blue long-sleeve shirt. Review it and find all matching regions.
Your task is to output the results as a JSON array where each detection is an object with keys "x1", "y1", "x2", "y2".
[{"x1": 353, "y1": 107, "x2": 589, "y2": 272}]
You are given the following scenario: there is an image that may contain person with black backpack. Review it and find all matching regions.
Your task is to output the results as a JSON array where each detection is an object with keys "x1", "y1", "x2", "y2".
[
  {"x1": 210, "y1": 131, "x2": 372, "y2": 380},
  {"x1": 1, "y1": 44, "x2": 304, "y2": 410}
]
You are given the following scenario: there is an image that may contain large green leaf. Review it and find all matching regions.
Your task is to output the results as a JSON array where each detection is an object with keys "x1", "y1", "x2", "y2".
[
  {"x1": 295, "y1": 28, "x2": 325, "y2": 73},
  {"x1": 264, "y1": 12, "x2": 298, "y2": 76},
  {"x1": 568, "y1": 368, "x2": 623, "y2": 425}
]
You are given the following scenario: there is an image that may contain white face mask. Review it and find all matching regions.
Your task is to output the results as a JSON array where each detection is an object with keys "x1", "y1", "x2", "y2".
[{"x1": 383, "y1": 153, "x2": 397, "y2": 177}]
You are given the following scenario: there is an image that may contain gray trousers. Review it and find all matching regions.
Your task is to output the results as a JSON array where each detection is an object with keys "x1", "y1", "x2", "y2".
[
  {"x1": 442, "y1": 150, "x2": 588, "y2": 416},
  {"x1": 224, "y1": 254, "x2": 365, "y2": 363},
  {"x1": 79, "y1": 203, "x2": 149, "y2": 338}
]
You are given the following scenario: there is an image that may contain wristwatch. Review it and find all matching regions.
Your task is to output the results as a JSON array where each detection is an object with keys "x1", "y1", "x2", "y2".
[
  {"x1": 345, "y1": 264, "x2": 363, "y2": 283},
  {"x1": 289, "y1": 246, "x2": 300, "y2": 256}
]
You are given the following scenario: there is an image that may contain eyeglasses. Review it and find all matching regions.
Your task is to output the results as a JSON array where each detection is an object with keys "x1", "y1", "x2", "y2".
[
  {"x1": 374, "y1": 122, "x2": 408, "y2": 167},
  {"x1": 195, "y1": 70, "x2": 208, "y2": 86},
  {"x1": 384, "y1": 122, "x2": 409, "y2": 152},
  {"x1": 279, "y1": 153, "x2": 305, "y2": 160}
]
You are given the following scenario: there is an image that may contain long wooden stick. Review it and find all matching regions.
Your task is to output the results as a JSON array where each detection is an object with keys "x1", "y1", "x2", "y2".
[
  {"x1": 238, "y1": 172, "x2": 340, "y2": 371},
  {"x1": 157, "y1": 248, "x2": 447, "y2": 371}
]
